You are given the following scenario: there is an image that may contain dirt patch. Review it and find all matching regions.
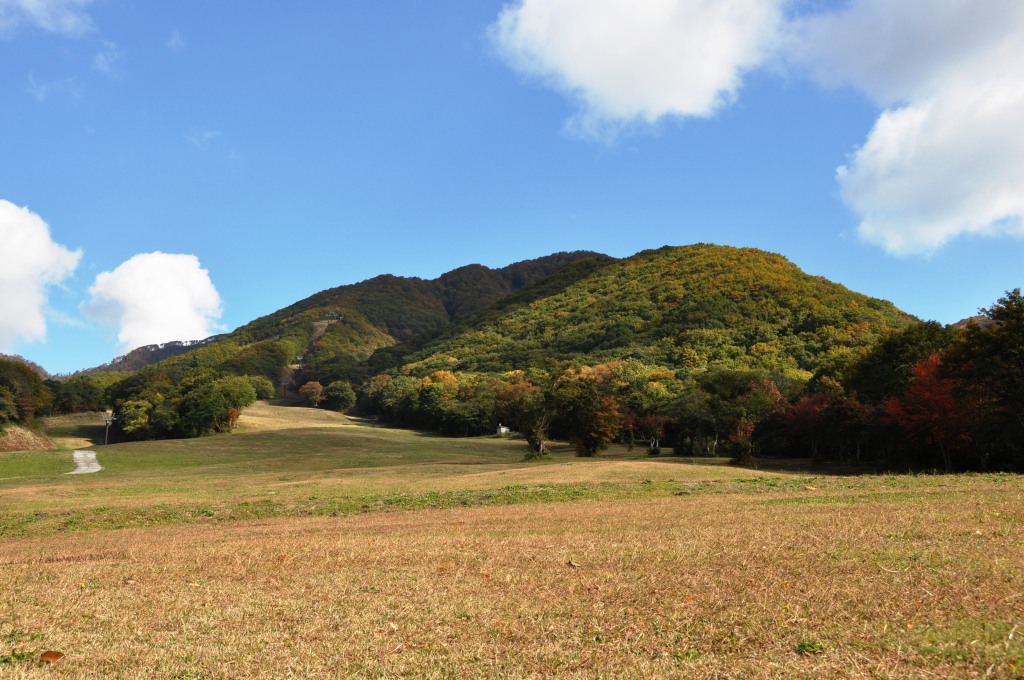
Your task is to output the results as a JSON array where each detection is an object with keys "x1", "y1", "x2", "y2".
[{"x1": 0, "y1": 425, "x2": 53, "y2": 452}]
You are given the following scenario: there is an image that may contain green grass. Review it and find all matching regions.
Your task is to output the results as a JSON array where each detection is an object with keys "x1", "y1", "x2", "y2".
[
  {"x1": 0, "y1": 449, "x2": 74, "y2": 480},
  {"x1": 2, "y1": 405, "x2": 1020, "y2": 541},
  {"x1": 1, "y1": 407, "x2": 784, "y2": 537}
]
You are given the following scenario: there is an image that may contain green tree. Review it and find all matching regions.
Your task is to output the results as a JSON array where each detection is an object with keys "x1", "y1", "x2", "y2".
[
  {"x1": 119, "y1": 399, "x2": 154, "y2": 439},
  {"x1": 246, "y1": 375, "x2": 276, "y2": 400},
  {"x1": 947, "y1": 289, "x2": 1024, "y2": 469},
  {"x1": 496, "y1": 379, "x2": 551, "y2": 457},
  {"x1": 325, "y1": 381, "x2": 356, "y2": 411},
  {"x1": 178, "y1": 384, "x2": 226, "y2": 437},
  {"x1": 552, "y1": 375, "x2": 621, "y2": 457},
  {"x1": 842, "y1": 321, "x2": 955, "y2": 402},
  {"x1": 0, "y1": 385, "x2": 19, "y2": 432},
  {"x1": 215, "y1": 376, "x2": 258, "y2": 412},
  {"x1": 0, "y1": 357, "x2": 52, "y2": 421}
]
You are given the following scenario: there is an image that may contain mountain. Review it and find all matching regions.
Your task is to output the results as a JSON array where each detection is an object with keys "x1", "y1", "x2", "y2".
[
  {"x1": 951, "y1": 315, "x2": 998, "y2": 331},
  {"x1": 70, "y1": 252, "x2": 605, "y2": 378},
  {"x1": 375, "y1": 244, "x2": 914, "y2": 379},
  {"x1": 97, "y1": 244, "x2": 914, "y2": 395}
]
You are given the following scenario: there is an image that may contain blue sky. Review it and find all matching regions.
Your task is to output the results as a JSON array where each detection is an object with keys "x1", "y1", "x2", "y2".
[{"x1": 2, "y1": 0, "x2": 1023, "y2": 374}]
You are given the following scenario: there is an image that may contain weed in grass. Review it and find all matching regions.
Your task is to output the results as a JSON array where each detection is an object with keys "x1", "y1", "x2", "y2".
[
  {"x1": 796, "y1": 639, "x2": 827, "y2": 655},
  {"x1": 0, "y1": 650, "x2": 36, "y2": 665},
  {"x1": 1, "y1": 631, "x2": 44, "y2": 644}
]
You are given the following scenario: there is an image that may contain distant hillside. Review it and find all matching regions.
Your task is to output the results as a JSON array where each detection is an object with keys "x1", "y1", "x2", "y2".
[
  {"x1": 951, "y1": 315, "x2": 998, "y2": 331},
  {"x1": 222, "y1": 251, "x2": 609, "y2": 377},
  {"x1": 77, "y1": 336, "x2": 227, "y2": 375},
  {"x1": 231, "y1": 250, "x2": 606, "y2": 342},
  {"x1": 378, "y1": 244, "x2": 915, "y2": 378}
]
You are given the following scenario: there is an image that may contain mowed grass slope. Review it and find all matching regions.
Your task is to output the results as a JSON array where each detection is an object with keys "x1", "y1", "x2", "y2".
[
  {"x1": 1, "y1": 403, "x2": 1022, "y2": 678},
  {"x1": 1, "y1": 402, "x2": 769, "y2": 537}
]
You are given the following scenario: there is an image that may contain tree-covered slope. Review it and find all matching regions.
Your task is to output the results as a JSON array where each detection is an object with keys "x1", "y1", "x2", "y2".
[
  {"x1": 77, "y1": 336, "x2": 227, "y2": 375},
  {"x1": 221, "y1": 251, "x2": 607, "y2": 375},
  {"x1": 388, "y1": 245, "x2": 914, "y2": 377}
]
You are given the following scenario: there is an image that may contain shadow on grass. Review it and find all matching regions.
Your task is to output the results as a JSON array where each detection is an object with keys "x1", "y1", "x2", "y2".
[{"x1": 46, "y1": 422, "x2": 105, "y2": 447}]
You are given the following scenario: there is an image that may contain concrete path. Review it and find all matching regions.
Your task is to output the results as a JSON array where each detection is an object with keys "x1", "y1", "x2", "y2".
[{"x1": 67, "y1": 449, "x2": 102, "y2": 474}]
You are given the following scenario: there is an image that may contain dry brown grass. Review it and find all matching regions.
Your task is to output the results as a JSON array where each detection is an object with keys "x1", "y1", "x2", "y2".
[
  {"x1": 0, "y1": 426, "x2": 52, "y2": 454},
  {"x1": 234, "y1": 402, "x2": 356, "y2": 432},
  {"x1": 2, "y1": 477, "x2": 1022, "y2": 678}
]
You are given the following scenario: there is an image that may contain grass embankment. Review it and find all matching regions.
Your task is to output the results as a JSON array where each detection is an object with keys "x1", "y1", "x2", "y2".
[{"x1": 0, "y1": 403, "x2": 1022, "y2": 678}]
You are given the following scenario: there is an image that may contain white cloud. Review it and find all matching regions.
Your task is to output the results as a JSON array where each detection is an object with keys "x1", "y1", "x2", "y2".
[
  {"x1": 82, "y1": 252, "x2": 223, "y2": 352},
  {"x1": 838, "y1": 79, "x2": 1024, "y2": 255},
  {"x1": 490, "y1": 0, "x2": 787, "y2": 138},
  {"x1": 789, "y1": 0, "x2": 1024, "y2": 254},
  {"x1": 787, "y1": 1, "x2": 1024, "y2": 107},
  {"x1": 93, "y1": 40, "x2": 124, "y2": 77},
  {"x1": 0, "y1": 0, "x2": 94, "y2": 37},
  {"x1": 0, "y1": 200, "x2": 82, "y2": 352}
]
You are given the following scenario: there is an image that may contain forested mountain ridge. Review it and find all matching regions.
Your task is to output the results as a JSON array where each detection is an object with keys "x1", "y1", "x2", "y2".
[
  {"x1": 71, "y1": 244, "x2": 908, "y2": 384},
  {"x1": 211, "y1": 251, "x2": 609, "y2": 382},
  {"x1": 378, "y1": 244, "x2": 914, "y2": 379},
  {"x1": 77, "y1": 336, "x2": 227, "y2": 375}
]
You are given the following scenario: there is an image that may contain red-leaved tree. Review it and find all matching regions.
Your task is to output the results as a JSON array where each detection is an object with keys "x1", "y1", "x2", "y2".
[{"x1": 884, "y1": 354, "x2": 976, "y2": 471}]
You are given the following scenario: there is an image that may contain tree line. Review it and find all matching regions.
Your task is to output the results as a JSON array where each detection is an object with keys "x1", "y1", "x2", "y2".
[
  {"x1": 350, "y1": 290, "x2": 1024, "y2": 472},
  {"x1": 5, "y1": 288, "x2": 1021, "y2": 473}
]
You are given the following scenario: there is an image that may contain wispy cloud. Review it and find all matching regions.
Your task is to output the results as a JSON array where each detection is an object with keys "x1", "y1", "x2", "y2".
[
  {"x1": 93, "y1": 40, "x2": 125, "y2": 77},
  {"x1": 0, "y1": 0, "x2": 95, "y2": 38},
  {"x1": 166, "y1": 29, "x2": 185, "y2": 50},
  {"x1": 46, "y1": 308, "x2": 86, "y2": 329},
  {"x1": 0, "y1": 200, "x2": 82, "y2": 351},
  {"x1": 81, "y1": 252, "x2": 223, "y2": 352},
  {"x1": 27, "y1": 72, "x2": 82, "y2": 103},
  {"x1": 185, "y1": 130, "x2": 221, "y2": 149}
]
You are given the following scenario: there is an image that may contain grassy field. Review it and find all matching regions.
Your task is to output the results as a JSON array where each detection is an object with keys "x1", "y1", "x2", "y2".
[{"x1": 1, "y1": 403, "x2": 1022, "y2": 677}]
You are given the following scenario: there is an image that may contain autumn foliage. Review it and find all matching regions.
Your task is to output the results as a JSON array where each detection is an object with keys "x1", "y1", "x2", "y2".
[{"x1": 883, "y1": 355, "x2": 974, "y2": 471}]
